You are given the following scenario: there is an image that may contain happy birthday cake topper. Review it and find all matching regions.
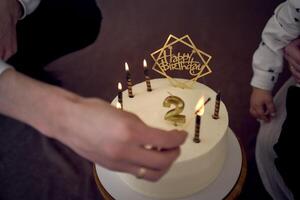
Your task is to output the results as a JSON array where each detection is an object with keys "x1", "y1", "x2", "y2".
[{"x1": 151, "y1": 34, "x2": 212, "y2": 88}]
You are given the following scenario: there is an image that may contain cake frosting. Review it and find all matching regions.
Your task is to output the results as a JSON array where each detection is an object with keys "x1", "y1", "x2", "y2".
[{"x1": 112, "y1": 78, "x2": 229, "y2": 199}]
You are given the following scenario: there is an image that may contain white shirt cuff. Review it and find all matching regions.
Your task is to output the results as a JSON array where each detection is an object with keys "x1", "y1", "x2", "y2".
[
  {"x1": 17, "y1": 0, "x2": 41, "y2": 20},
  {"x1": 251, "y1": 70, "x2": 277, "y2": 91},
  {"x1": 0, "y1": 60, "x2": 13, "y2": 76}
]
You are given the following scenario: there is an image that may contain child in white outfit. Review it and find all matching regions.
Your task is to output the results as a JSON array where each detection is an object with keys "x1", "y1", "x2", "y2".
[
  {"x1": 250, "y1": 0, "x2": 300, "y2": 121},
  {"x1": 250, "y1": 0, "x2": 300, "y2": 199}
]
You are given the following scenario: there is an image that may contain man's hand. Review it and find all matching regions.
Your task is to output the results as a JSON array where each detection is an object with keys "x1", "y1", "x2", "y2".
[
  {"x1": 53, "y1": 98, "x2": 187, "y2": 182},
  {"x1": 284, "y1": 39, "x2": 300, "y2": 83},
  {"x1": 0, "y1": 0, "x2": 21, "y2": 60},
  {"x1": 250, "y1": 87, "x2": 276, "y2": 123}
]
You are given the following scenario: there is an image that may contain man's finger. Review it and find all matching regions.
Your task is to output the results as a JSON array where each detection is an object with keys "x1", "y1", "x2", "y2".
[
  {"x1": 135, "y1": 125, "x2": 187, "y2": 149},
  {"x1": 125, "y1": 145, "x2": 180, "y2": 171},
  {"x1": 97, "y1": 157, "x2": 166, "y2": 182},
  {"x1": 124, "y1": 163, "x2": 167, "y2": 182}
]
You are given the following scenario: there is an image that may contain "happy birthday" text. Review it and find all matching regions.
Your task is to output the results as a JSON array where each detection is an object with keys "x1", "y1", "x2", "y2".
[{"x1": 157, "y1": 49, "x2": 203, "y2": 76}]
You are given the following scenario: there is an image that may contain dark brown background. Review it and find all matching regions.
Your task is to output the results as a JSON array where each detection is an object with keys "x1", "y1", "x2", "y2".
[{"x1": 46, "y1": 0, "x2": 290, "y2": 199}]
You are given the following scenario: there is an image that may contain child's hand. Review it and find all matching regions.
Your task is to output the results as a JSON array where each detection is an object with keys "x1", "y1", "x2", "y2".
[{"x1": 250, "y1": 87, "x2": 276, "y2": 123}]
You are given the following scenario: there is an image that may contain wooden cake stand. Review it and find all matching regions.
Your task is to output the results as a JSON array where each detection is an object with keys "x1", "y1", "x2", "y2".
[{"x1": 93, "y1": 129, "x2": 247, "y2": 200}]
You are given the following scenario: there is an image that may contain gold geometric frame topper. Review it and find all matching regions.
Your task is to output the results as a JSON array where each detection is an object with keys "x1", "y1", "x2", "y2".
[{"x1": 151, "y1": 34, "x2": 212, "y2": 88}]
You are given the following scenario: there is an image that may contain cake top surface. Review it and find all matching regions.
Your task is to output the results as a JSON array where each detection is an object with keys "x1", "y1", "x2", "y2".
[{"x1": 112, "y1": 78, "x2": 228, "y2": 163}]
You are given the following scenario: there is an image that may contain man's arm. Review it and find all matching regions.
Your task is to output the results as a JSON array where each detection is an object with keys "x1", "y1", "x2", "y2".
[{"x1": 0, "y1": 68, "x2": 187, "y2": 181}]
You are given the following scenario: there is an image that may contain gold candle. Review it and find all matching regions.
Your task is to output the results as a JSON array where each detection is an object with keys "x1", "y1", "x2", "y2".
[
  {"x1": 125, "y1": 62, "x2": 134, "y2": 98},
  {"x1": 117, "y1": 82, "x2": 123, "y2": 110},
  {"x1": 143, "y1": 59, "x2": 152, "y2": 92},
  {"x1": 194, "y1": 97, "x2": 205, "y2": 143},
  {"x1": 163, "y1": 95, "x2": 186, "y2": 126},
  {"x1": 212, "y1": 91, "x2": 221, "y2": 119}
]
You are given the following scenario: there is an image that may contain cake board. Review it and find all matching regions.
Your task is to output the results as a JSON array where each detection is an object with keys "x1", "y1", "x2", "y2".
[{"x1": 93, "y1": 128, "x2": 247, "y2": 200}]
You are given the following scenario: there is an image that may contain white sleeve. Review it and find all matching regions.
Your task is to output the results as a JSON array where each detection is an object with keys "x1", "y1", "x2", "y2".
[
  {"x1": 0, "y1": 60, "x2": 13, "y2": 76},
  {"x1": 18, "y1": 0, "x2": 41, "y2": 20},
  {"x1": 251, "y1": 0, "x2": 300, "y2": 91}
]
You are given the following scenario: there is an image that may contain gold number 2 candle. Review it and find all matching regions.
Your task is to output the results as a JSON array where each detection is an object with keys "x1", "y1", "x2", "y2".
[{"x1": 163, "y1": 96, "x2": 186, "y2": 126}]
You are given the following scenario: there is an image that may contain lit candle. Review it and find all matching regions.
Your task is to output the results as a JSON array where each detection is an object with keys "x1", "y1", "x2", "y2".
[
  {"x1": 194, "y1": 97, "x2": 211, "y2": 114},
  {"x1": 212, "y1": 91, "x2": 221, "y2": 119},
  {"x1": 194, "y1": 97, "x2": 205, "y2": 143},
  {"x1": 116, "y1": 102, "x2": 122, "y2": 110},
  {"x1": 118, "y1": 82, "x2": 123, "y2": 110},
  {"x1": 125, "y1": 62, "x2": 134, "y2": 98},
  {"x1": 143, "y1": 59, "x2": 152, "y2": 92}
]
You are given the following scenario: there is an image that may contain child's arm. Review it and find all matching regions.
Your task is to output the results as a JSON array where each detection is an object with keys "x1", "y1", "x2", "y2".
[{"x1": 250, "y1": 0, "x2": 300, "y2": 122}]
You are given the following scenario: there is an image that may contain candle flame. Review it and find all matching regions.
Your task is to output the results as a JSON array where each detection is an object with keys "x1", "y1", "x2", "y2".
[
  {"x1": 195, "y1": 96, "x2": 205, "y2": 116},
  {"x1": 118, "y1": 82, "x2": 122, "y2": 90},
  {"x1": 116, "y1": 102, "x2": 122, "y2": 109},
  {"x1": 143, "y1": 59, "x2": 147, "y2": 68},
  {"x1": 125, "y1": 62, "x2": 129, "y2": 71}
]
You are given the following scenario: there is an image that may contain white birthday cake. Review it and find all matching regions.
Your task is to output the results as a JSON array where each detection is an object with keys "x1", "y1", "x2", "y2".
[{"x1": 112, "y1": 78, "x2": 229, "y2": 199}]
